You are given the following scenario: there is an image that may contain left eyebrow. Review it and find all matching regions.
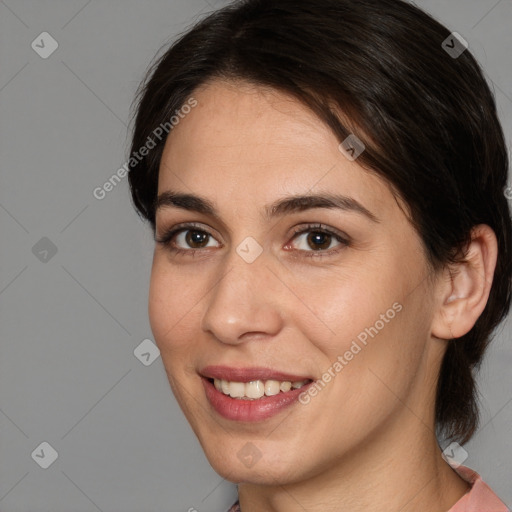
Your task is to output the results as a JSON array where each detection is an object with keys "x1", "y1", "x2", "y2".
[
  {"x1": 265, "y1": 193, "x2": 380, "y2": 223},
  {"x1": 154, "y1": 190, "x2": 380, "y2": 223}
]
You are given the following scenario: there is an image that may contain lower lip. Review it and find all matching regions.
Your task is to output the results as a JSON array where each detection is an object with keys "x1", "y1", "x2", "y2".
[{"x1": 201, "y1": 377, "x2": 313, "y2": 422}]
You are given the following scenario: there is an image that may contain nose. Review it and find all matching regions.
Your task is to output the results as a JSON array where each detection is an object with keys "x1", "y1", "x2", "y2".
[{"x1": 201, "y1": 246, "x2": 284, "y2": 345}]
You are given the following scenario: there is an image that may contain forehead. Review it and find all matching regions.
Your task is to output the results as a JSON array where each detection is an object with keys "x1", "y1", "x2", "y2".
[
  {"x1": 162, "y1": 79, "x2": 334, "y2": 160},
  {"x1": 157, "y1": 79, "x2": 396, "y2": 220}
]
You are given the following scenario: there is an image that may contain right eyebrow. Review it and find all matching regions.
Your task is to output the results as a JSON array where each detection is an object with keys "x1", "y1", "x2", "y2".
[{"x1": 154, "y1": 190, "x2": 219, "y2": 219}]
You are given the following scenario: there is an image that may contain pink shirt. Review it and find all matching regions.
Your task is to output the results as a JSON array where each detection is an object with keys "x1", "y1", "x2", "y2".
[
  {"x1": 448, "y1": 465, "x2": 509, "y2": 511},
  {"x1": 227, "y1": 465, "x2": 509, "y2": 511}
]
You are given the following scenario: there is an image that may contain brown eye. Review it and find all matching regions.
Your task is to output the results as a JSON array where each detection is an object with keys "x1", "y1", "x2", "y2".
[
  {"x1": 185, "y1": 230, "x2": 210, "y2": 248},
  {"x1": 284, "y1": 223, "x2": 351, "y2": 259},
  {"x1": 155, "y1": 223, "x2": 219, "y2": 252},
  {"x1": 305, "y1": 231, "x2": 333, "y2": 251},
  {"x1": 290, "y1": 228, "x2": 347, "y2": 253}
]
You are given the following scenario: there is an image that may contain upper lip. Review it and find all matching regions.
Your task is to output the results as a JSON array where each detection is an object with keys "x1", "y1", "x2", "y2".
[{"x1": 200, "y1": 365, "x2": 314, "y2": 383}]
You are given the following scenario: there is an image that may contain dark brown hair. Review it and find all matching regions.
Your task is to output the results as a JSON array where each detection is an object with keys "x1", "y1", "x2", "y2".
[{"x1": 127, "y1": 0, "x2": 512, "y2": 444}]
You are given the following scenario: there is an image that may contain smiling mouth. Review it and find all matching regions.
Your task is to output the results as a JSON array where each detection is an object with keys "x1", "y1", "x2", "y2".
[{"x1": 207, "y1": 377, "x2": 313, "y2": 400}]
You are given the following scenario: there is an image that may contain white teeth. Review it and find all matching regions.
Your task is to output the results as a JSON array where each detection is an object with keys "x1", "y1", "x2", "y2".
[
  {"x1": 265, "y1": 380, "x2": 281, "y2": 396},
  {"x1": 280, "y1": 381, "x2": 292, "y2": 392},
  {"x1": 246, "y1": 380, "x2": 265, "y2": 399},
  {"x1": 212, "y1": 378, "x2": 310, "y2": 399},
  {"x1": 228, "y1": 381, "x2": 245, "y2": 398}
]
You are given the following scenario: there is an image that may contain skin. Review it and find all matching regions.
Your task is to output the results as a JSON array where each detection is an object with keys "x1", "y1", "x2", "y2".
[{"x1": 148, "y1": 79, "x2": 497, "y2": 512}]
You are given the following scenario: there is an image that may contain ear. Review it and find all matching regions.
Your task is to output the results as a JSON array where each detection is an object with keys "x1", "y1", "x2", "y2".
[{"x1": 431, "y1": 224, "x2": 498, "y2": 340}]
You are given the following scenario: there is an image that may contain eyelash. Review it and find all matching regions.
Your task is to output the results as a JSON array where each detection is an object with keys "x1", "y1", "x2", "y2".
[{"x1": 154, "y1": 222, "x2": 350, "y2": 259}]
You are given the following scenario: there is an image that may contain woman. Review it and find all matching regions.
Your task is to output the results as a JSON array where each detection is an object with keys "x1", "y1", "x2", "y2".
[{"x1": 127, "y1": 0, "x2": 511, "y2": 510}]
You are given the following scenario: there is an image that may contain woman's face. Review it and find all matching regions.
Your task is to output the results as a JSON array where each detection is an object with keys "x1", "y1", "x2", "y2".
[{"x1": 149, "y1": 79, "x2": 443, "y2": 485}]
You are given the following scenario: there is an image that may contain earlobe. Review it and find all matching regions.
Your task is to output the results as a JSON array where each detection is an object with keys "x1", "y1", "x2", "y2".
[{"x1": 431, "y1": 224, "x2": 498, "y2": 340}]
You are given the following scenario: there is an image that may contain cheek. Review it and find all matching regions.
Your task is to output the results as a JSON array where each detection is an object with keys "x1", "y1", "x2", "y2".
[
  {"x1": 148, "y1": 262, "x2": 204, "y2": 409},
  {"x1": 148, "y1": 259, "x2": 199, "y2": 354},
  {"x1": 318, "y1": 285, "x2": 432, "y2": 431},
  {"x1": 293, "y1": 253, "x2": 428, "y2": 410},
  {"x1": 293, "y1": 254, "x2": 409, "y2": 355},
  {"x1": 148, "y1": 266, "x2": 172, "y2": 346}
]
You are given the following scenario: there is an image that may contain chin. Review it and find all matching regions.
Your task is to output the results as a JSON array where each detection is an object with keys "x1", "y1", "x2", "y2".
[{"x1": 199, "y1": 439, "x2": 304, "y2": 485}]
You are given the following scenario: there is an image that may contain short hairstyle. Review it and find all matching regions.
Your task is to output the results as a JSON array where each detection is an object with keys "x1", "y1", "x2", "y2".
[{"x1": 127, "y1": 0, "x2": 512, "y2": 444}]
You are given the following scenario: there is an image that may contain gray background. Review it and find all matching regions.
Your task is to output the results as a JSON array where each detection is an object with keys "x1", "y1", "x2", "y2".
[{"x1": 0, "y1": 0, "x2": 511, "y2": 511}]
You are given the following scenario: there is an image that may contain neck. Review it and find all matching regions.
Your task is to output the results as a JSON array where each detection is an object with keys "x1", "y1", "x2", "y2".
[{"x1": 237, "y1": 411, "x2": 470, "y2": 512}]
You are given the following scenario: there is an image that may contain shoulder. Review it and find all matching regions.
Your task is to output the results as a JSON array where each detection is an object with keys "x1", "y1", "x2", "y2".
[
  {"x1": 448, "y1": 465, "x2": 509, "y2": 511},
  {"x1": 226, "y1": 501, "x2": 240, "y2": 512},
  {"x1": 224, "y1": 467, "x2": 509, "y2": 512}
]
